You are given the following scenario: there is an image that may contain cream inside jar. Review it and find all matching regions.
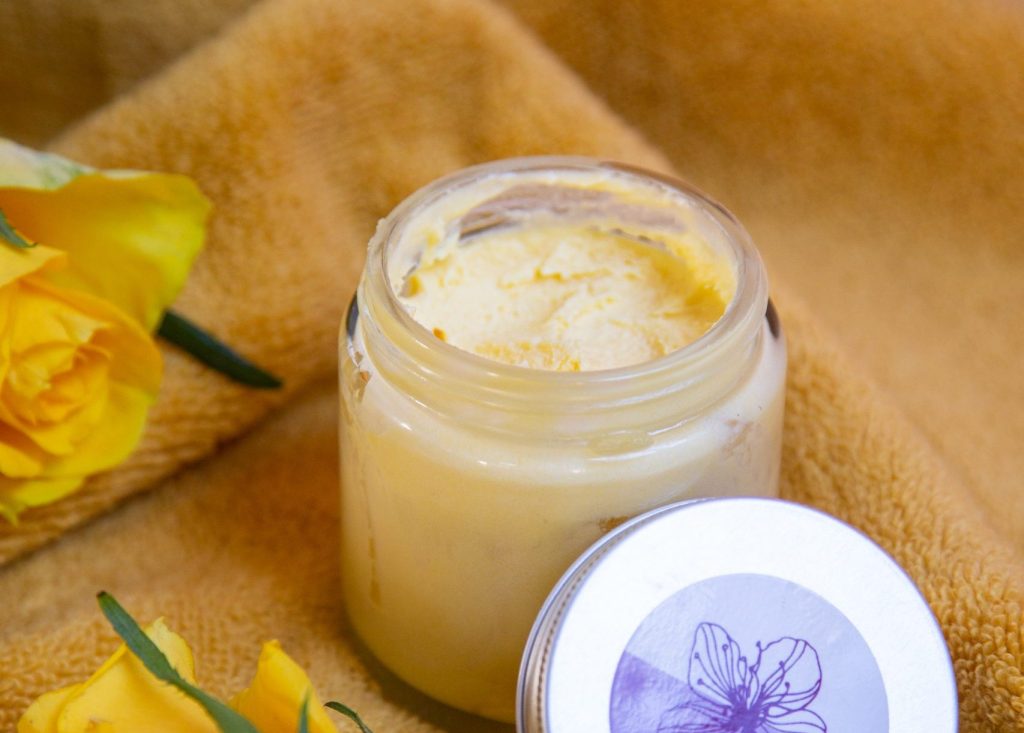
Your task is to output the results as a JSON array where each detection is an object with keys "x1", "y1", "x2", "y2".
[
  {"x1": 340, "y1": 158, "x2": 786, "y2": 722},
  {"x1": 393, "y1": 179, "x2": 736, "y2": 371}
]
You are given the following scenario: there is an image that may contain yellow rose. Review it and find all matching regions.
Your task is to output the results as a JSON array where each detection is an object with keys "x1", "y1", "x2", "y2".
[
  {"x1": 232, "y1": 642, "x2": 341, "y2": 733},
  {"x1": 18, "y1": 619, "x2": 340, "y2": 733},
  {"x1": 0, "y1": 139, "x2": 210, "y2": 520}
]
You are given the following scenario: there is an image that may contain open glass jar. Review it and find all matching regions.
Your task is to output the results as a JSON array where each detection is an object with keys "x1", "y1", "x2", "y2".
[{"x1": 339, "y1": 157, "x2": 786, "y2": 722}]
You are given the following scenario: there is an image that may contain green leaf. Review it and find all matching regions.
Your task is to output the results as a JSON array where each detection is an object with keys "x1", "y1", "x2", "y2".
[
  {"x1": 0, "y1": 208, "x2": 34, "y2": 248},
  {"x1": 298, "y1": 693, "x2": 310, "y2": 733},
  {"x1": 325, "y1": 701, "x2": 374, "y2": 733},
  {"x1": 157, "y1": 310, "x2": 283, "y2": 389},
  {"x1": 96, "y1": 592, "x2": 262, "y2": 733}
]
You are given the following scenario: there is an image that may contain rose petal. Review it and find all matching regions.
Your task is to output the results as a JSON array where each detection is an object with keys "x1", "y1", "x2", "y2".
[
  {"x1": 0, "y1": 474, "x2": 82, "y2": 523},
  {"x1": 27, "y1": 279, "x2": 162, "y2": 394},
  {"x1": 34, "y1": 382, "x2": 152, "y2": 480},
  {"x1": 17, "y1": 619, "x2": 211, "y2": 733},
  {"x1": 16, "y1": 683, "x2": 82, "y2": 733},
  {"x1": 0, "y1": 421, "x2": 45, "y2": 478},
  {"x1": 0, "y1": 139, "x2": 88, "y2": 190},
  {"x1": 0, "y1": 244, "x2": 64, "y2": 290},
  {"x1": 0, "y1": 279, "x2": 160, "y2": 459},
  {"x1": 57, "y1": 620, "x2": 213, "y2": 733},
  {"x1": 0, "y1": 139, "x2": 210, "y2": 331},
  {"x1": 231, "y1": 641, "x2": 339, "y2": 733}
]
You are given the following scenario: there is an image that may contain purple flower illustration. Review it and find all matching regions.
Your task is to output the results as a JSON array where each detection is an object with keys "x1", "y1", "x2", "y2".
[{"x1": 657, "y1": 623, "x2": 826, "y2": 733}]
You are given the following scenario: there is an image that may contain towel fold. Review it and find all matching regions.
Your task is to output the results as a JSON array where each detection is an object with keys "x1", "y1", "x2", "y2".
[{"x1": 0, "y1": 0, "x2": 1021, "y2": 730}]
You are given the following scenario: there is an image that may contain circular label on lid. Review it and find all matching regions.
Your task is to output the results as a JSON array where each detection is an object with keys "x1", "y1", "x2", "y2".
[
  {"x1": 523, "y1": 499, "x2": 957, "y2": 733},
  {"x1": 610, "y1": 574, "x2": 887, "y2": 733}
]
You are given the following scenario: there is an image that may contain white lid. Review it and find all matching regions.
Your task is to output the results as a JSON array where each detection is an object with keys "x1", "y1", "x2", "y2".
[{"x1": 518, "y1": 498, "x2": 956, "y2": 733}]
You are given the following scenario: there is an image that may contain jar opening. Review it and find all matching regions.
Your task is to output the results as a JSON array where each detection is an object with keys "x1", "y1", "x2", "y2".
[{"x1": 356, "y1": 157, "x2": 769, "y2": 429}]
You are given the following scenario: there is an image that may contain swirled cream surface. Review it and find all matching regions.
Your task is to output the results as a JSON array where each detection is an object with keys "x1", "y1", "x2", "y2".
[{"x1": 392, "y1": 180, "x2": 736, "y2": 371}]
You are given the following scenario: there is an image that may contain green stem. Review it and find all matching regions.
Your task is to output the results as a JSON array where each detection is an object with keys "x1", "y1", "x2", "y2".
[
  {"x1": 0, "y1": 208, "x2": 34, "y2": 248},
  {"x1": 157, "y1": 310, "x2": 282, "y2": 389},
  {"x1": 325, "y1": 701, "x2": 375, "y2": 733},
  {"x1": 298, "y1": 693, "x2": 311, "y2": 733},
  {"x1": 96, "y1": 592, "x2": 261, "y2": 733}
]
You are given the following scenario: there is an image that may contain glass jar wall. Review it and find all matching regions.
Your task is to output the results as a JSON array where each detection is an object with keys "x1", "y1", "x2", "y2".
[{"x1": 339, "y1": 158, "x2": 786, "y2": 722}]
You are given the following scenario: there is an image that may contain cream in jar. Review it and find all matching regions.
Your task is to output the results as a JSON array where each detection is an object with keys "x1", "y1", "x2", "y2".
[
  {"x1": 397, "y1": 184, "x2": 734, "y2": 370},
  {"x1": 339, "y1": 158, "x2": 786, "y2": 722}
]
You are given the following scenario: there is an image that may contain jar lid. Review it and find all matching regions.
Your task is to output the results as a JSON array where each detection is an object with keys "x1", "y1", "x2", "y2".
[{"x1": 517, "y1": 498, "x2": 957, "y2": 732}]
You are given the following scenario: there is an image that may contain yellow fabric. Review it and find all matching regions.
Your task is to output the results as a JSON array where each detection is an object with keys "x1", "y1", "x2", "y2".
[{"x1": 0, "y1": 0, "x2": 1021, "y2": 730}]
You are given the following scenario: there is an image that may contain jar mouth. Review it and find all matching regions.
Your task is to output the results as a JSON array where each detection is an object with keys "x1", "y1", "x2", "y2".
[{"x1": 358, "y1": 157, "x2": 768, "y2": 418}]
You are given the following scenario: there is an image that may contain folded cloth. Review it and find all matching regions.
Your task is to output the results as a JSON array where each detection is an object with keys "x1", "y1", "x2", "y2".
[{"x1": 0, "y1": 0, "x2": 1021, "y2": 730}]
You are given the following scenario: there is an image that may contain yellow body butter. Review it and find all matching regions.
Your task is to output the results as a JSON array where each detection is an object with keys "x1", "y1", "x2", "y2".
[
  {"x1": 340, "y1": 160, "x2": 786, "y2": 721},
  {"x1": 400, "y1": 208, "x2": 734, "y2": 370}
]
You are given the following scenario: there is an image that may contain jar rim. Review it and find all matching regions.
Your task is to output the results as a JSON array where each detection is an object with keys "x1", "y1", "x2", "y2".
[{"x1": 357, "y1": 156, "x2": 769, "y2": 416}]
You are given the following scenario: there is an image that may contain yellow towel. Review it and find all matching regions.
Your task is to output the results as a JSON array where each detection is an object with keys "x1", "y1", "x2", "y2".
[{"x1": 0, "y1": 0, "x2": 1022, "y2": 730}]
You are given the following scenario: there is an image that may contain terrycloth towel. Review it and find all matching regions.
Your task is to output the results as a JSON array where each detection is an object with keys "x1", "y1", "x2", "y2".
[{"x1": 1, "y1": 0, "x2": 1022, "y2": 730}]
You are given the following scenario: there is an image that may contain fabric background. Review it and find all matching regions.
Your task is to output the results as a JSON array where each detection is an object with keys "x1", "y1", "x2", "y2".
[{"x1": 0, "y1": 0, "x2": 1021, "y2": 730}]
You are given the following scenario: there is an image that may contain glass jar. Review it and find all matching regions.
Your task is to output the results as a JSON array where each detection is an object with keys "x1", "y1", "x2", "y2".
[{"x1": 339, "y1": 157, "x2": 786, "y2": 722}]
